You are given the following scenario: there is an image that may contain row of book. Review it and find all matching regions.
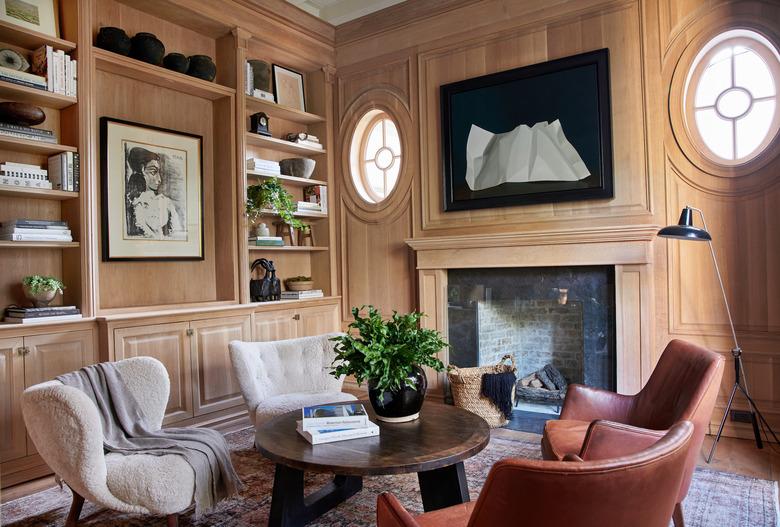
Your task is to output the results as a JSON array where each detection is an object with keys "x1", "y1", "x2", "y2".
[
  {"x1": 48, "y1": 152, "x2": 80, "y2": 192},
  {"x1": 247, "y1": 157, "x2": 280, "y2": 175},
  {"x1": 0, "y1": 122, "x2": 57, "y2": 144},
  {"x1": 250, "y1": 235, "x2": 284, "y2": 246},
  {"x1": 0, "y1": 219, "x2": 72, "y2": 242},
  {"x1": 4, "y1": 305, "x2": 81, "y2": 324},
  {"x1": 297, "y1": 403, "x2": 379, "y2": 445},
  {"x1": 282, "y1": 289, "x2": 324, "y2": 300},
  {"x1": 244, "y1": 61, "x2": 274, "y2": 102},
  {"x1": 303, "y1": 185, "x2": 328, "y2": 212},
  {"x1": 0, "y1": 45, "x2": 77, "y2": 97},
  {"x1": 285, "y1": 133, "x2": 323, "y2": 151},
  {"x1": 0, "y1": 154, "x2": 80, "y2": 192}
]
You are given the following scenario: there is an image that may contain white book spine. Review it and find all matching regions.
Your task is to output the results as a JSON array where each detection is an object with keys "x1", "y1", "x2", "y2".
[
  {"x1": 297, "y1": 423, "x2": 379, "y2": 444},
  {"x1": 0, "y1": 227, "x2": 70, "y2": 235},
  {"x1": 66, "y1": 152, "x2": 74, "y2": 191},
  {"x1": 1, "y1": 233, "x2": 73, "y2": 241},
  {"x1": 71, "y1": 58, "x2": 77, "y2": 98},
  {"x1": 48, "y1": 154, "x2": 63, "y2": 189}
]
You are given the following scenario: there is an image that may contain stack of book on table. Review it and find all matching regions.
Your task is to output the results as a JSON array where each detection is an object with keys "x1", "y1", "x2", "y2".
[
  {"x1": 0, "y1": 162, "x2": 51, "y2": 189},
  {"x1": 4, "y1": 305, "x2": 81, "y2": 324},
  {"x1": 0, "y1": 219, "x2": 72, "y2": 242},
  {"x1": 285, "y1": 133, "x2": 323, "y2": 150},
  {"x1": 250, "y1": 235, "x2": 284, "y2": 246},
  {"x1": 297, "y1": 403, "x2": 379, "y2": 445},
  {"x1": 0, "y1": 123, "x2": 57, "y2": 144},
  {"x1": 247, "y1": 157, "x2": 281, "y2": 175},
  {"x1": 281, "y1": 289, "x2": 323, "y2": 300}
]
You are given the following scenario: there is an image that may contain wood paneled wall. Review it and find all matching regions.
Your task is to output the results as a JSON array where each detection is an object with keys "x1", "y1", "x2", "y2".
[{"x1": 333, "y1": 0, "x2": 780, "y2": 437}]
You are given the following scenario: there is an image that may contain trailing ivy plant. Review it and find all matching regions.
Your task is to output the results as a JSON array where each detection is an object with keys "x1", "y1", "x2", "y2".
[
  {"x1": 246, "y1": 177, "x2": 304, "y2": 229},
  {"x1": 330, "y1": 305, "x2": 447, "y2": 394},
  {"x1": 22, "y1": 275, "x2": 65, "y2": 294}
]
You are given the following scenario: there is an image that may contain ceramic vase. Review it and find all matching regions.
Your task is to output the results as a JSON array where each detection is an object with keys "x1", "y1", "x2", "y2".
[
  {"x1": 368, "y1": 366, "x2": 428, "y2": 422},
  {"x1": 130, "y1": 32, "x2": 165, "y2": 65}
]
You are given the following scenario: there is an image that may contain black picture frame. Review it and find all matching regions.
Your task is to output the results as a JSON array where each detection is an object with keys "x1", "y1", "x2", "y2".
[
  {"x1": 440, "y1": 48, "x2": 613, "y2": 212},
  {"x1": 100, "y1": 117, "x2": 205, "y2": 261},
  {"x1": 272, "y1": 63, "x2": 306, "y2": 112}
]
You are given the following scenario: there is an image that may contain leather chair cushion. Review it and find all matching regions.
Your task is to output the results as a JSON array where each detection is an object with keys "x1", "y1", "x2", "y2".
[
  {"x1": 541, "y1": 419, "x2": 590, "y2": 461},
  {"x1": 416, "y1": 501, "x2": 477, "y2": 527}
]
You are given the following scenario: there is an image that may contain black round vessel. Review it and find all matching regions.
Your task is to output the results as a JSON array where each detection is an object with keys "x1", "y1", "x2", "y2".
[
  {"x1": 96, "y1": 26, "x2": 131, "y2": 55},
  {"x1": 163, "y1": 53, "x2": 189, "y2": 73},
  {"x1": 186, "y1": 55, "x2": 216, "y2": 81},
  {"x1": 130, "y1": 32, "x2": 165, "y2": 65},
  {"x1": 368, "y1": 366, "x2": 428, "y2": 422}
]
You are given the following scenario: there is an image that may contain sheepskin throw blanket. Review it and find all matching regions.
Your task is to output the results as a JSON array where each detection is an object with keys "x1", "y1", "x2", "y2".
[{"x1": 57, "y1": 363, "x2": 242, "y2": 513}]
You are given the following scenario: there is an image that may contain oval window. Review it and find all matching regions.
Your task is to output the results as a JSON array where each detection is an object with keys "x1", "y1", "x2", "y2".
[
  {"x1": 684, "y1": 29, "x2": 780, "y2": 165},
  {"x1": 350, "y1": 110, "x2": 402, "y2": 203}
]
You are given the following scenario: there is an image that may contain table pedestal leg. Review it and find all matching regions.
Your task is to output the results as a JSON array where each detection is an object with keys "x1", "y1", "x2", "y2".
[
  {"x1": 417, "y1": 462, "x2": 469, "y2": 512},
  {"x1": 268, "y1": 464, "x2": 362, "y2": 527}
]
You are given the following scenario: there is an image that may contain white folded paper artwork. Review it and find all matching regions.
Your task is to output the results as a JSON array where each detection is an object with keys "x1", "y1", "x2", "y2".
[{"x1": 465, "y1": 119, "x2": 591, "y2": 191}]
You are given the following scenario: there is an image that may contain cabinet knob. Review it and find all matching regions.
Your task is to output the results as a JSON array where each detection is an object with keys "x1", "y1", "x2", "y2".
[
  {"x1": 292, "y1": 314, "x2": 301, "y2": 321},
  {"x1": 17, "y1": 346, "x2": 30, "y2": 356},
  {"x1": 186, "y1": 328, "x2": 194, "y2": 336}
]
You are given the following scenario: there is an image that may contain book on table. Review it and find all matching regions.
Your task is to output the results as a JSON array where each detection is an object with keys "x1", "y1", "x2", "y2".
[
  {"x1": 301, "y1": 403, "x2": 369, "y2": 430},
  {"x1": 296, "y1": 420, "x2": 380, "y2": 445}
]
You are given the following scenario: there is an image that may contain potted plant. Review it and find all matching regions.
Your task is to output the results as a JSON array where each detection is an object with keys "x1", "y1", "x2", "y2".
[
  {"x1": 330, "y1": 306, "x2": 447, "y2": 422},
  {"x1": 22, "y1": 275, "x2": 65, "y2": 307},
  {"x1": 246, "y1": 177, "x2": 305, "y2": 231}
]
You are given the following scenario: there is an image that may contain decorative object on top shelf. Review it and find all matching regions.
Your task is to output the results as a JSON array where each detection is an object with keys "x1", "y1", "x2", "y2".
[
  {"x1": 186, "y1": 55, "x2": 216, "y2": 82},
  {"x1": 272, "y1": 64, "x2": 305, "y2": 111},
  {"x1": 162, "y1": 52, "x2": 189, "y2": 73},
  {"x1": 0, "y1": 48, "x2": 30, "y2": 71},
  {"x1": 284, "y1": 276, "x2": 313, "y2": 291},
  {"x1": 101, "y1": 117, "x2": 203, "y2": 261},
  {"x1": 22, "y1": 274, "x2": 64, "y2": 307},
  {"x1": 249, "y1": 111, "x2": 270, "y2": 137},
  {"x1": 245, "y1": 177, "x2": 303, "y2": 229},
  {"x1": 279, "y1": 157, "x2": 315, "y2": 179},
  {"x1": 96, "y1": 27, "x2": 131, "y2": 56},
  {"x1": 440, "y1": 48, "x2": 613, "y2": 212},
  {"x1": 0, "y1": 101, "x2": 45, "y2": 125},
  {"x1": 0, "y1": 0, "x2": 58, "y2": 38},
  {"x1": 330, "y1": 306, "x2": 448, "y2": 423},
  {"x1": 129, "y1": 32, "x2": 164, "y2": 65},
  {"x1": 250, "y1": 258, "x2": 281, "y2": 302},
  {"x1": 247, "y1": 59, "x2": 272, "y2": 94},
  {"x1": 284, "y1": 132, "x2": 322, "y2": 150}
]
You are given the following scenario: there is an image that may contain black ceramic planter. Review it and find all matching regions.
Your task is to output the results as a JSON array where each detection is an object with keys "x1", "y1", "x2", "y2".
[
  {"x1": 163, "y1": 53, "x2": 189, "y2": 73},
  {"x1": 187, "y1": 55, "x2": 217, "y2": 81},
  {"x1": 130, "y1": 32, "x2": 165, "y2": 65},
  {"x1": 96, "y1": 27, "x2": 131, "y2": 55},
  {"x1": 368, "y1": 366, "x2": 427, "y2": 422}
]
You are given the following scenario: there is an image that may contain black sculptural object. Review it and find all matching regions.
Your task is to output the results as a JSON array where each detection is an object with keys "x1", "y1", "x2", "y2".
[{"x1": 250, "y1": 258, "x2": 281, "y2": 302}]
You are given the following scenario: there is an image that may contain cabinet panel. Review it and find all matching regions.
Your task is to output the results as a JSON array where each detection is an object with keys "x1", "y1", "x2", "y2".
[
  {"x1": 299, "y1": 304, "x2": 340, "y2": 336},
  {"x1": 0, "y1": 337, "x2": 25, "y2": 463},
  {"x1": 253, "y1": 309, "x2": 299, "y2": 341},
  {"x1": 190, "y1": 316, "x2": 250, "y2": 416},
  {"x1": 114, "y1": 323, "x2": 192, "y2": 424}
]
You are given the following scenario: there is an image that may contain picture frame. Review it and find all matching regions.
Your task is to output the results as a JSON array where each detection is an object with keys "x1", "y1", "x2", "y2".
[
  {"x1": 0, "y1": 0, "x2": 58, "y2": 37},
  {"x1": 440, "y1": 48, "x2": 613, "y2": 212},
  {"x1": 100, "y1": 117, "x2": 204, "y2": 261},
  {"x1": 272, "y1": 64, "x2": 306, "y2": 111}
]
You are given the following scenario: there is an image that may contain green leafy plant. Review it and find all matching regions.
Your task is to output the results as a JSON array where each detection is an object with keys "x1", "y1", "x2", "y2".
[
  {"x1": 330, "y1": 305, "x2": 447, "y2": 394},
  {"x1": 285, "y1": 275, "x2": 312, "y2": 282},
  {"x1": 22, "y1": 275, "x2": 65, "y2": 294},
  {"x1": 246, "y1": 177, "x2": 304, "y2": 229}
]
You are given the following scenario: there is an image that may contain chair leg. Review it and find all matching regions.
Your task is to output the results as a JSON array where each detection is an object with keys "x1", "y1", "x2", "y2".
[
  {"x1": 65, "y1": 490, "x2": 85, "y2": 527},
  {"x1": 672, "y1": 502, "x2": 685, "y2": 527},
  {"x1": 166, "y1": 514, "x2": 179, "y2": 527}
]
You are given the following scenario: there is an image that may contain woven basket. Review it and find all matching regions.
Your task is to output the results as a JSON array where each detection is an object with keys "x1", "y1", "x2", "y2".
[{"x1": 448, "y1": 354, "x2": 517, "y2": 428}]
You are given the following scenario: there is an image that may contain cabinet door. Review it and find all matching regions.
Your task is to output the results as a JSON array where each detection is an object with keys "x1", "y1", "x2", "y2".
[
  {"x1": 190, "y1": 316, "x2": 250, "y2": 416},
  {"x1": 299, "y1": 304, "x2": 340, "y2": 337},
  {"x1": 253, "y1": 309, "x2": 299, "y2": 341},
  {"x1": 114, "y1": 322, "x2": 192, "y2": 424},
  {"x1": 0, "y1": 337, "x2": 25, "y2": 463}
]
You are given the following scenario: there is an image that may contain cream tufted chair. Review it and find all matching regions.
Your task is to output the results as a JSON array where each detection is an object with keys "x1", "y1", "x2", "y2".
[
  {"x1": 22, "y1": 357, "x2": 195, "y2": 527},
  {"x1": 228, "y1": 333, "x2": 357, "y2": 428}
]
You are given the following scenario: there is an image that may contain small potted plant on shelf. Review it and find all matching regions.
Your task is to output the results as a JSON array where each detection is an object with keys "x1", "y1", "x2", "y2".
[
  {"x1": 22, "y1": 275, "x2": 65, "y2": 307},
  {"x1": 330, "y1": 305, "x2": 447, "y2": 423},
  {"x1": 284, "y1": 275, "x2": 314, "y2": 291},
  {"x1": 246, "y1": 177, "x2": 304, "y2": 231}
]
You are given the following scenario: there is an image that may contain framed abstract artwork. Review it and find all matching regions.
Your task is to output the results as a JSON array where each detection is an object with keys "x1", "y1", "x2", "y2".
[
  {"x1": 272, "y1": 64, "x2": 306, "y2": 111},
  {"x1": 440, "y1": 48, "x2": 613, "y2": 212},
  {"x1": 100, "y1": 117, "x2": 203, "y2": 261}
]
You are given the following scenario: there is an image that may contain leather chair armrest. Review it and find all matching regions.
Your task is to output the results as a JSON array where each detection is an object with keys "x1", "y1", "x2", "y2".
[
  {"x1": 579, "y1": 420, "x2": 667, "y2": 461},
  {"x1": 377, "y1": 492, "x2": 420, "y2": 527},
  {"x1": 560, "y1": 384, "x2": 635, "y2": 422}
]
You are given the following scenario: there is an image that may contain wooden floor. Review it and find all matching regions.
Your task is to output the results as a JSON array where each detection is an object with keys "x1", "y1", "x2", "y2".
[{"x1": 3, "y1": 432, "x2": 779, "y2": 505}]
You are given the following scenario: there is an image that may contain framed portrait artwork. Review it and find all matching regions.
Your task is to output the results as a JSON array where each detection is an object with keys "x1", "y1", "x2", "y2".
[
  {"x1": 100, "y1": 117, "x2": 204, "y2": 261},
  {"x1": 0, "y1": 0, "x2": 58, "y2": 37},
  {"x1": 272, "y1": 64, "x2": 306, "y2": 111},
  {"x1": 440, "y1": 48, "x2": 613, "y2": 212}
]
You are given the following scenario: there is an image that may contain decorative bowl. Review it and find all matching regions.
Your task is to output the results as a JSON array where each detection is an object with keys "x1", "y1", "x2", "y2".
[
  {"x1": 280, "y1": 158, "x2": 315, "y2": 179},
  {"x1": 285, "y1": 280, "x2": 314, "y2": 291},
  {"x1": 23, "y1": 285, "x2": 57, "y2": 307},
  {"x1": 0, "y1": 102, "x2": 45, "y2": 126}
]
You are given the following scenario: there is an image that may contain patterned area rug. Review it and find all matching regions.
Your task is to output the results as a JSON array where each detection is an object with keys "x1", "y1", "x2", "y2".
[{"x1": 2, "y1": 428, "x2": 778, "y2": 526}]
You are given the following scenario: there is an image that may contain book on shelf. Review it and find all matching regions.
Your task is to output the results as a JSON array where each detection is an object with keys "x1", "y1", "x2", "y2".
[
  {"x1": 1, "y1": 162, "x2": 52, "y2": 189},
  {"x1": 0, "y1": 175, "x2": 52, "y2": 189},
  {"x1": 48, "y1": 152, "x2": 79, "y2": 192},
  {"x1": 252, "y1": 89, "x2": 274, "y2": 101},
  {"x1": 249, "y1": 236, "x2": 284, "y2": 246},
  {"x1": 281, "y1": 290, "x2": 324, "y2": 299},
  {"x1": 0, "y1": 128, "x2": 57, "y2": 143},
  {"x1": 303, "y1": 185, "x2": 328, "y2": 211},
  {"x1": 0, "y1": 232, "x2": 73, "y2": 241},
  {"x1": 0, "y1": 123, "x2": 54, "y2": 137},
  {"x1": 31, "y1": 45, "x2": 77, "y2": 97},
  {"x1": 290, "y1": 139, "x2": 323, "y2": 150},
  {"x1": 296, "y1": 420, "x2": 379, "y2": 445},
  {"x1": 296, "y1": 201, "x2": 322, "y2": 211},
  {"x1": 0, "y1": 226, "x2": 70, "y2": 235},
  {"x1": 247, "y1": 158, "x2": 281, "y2": 170},
  {"x1": 0, "y1": 66, "x2": 47, "y2": 88},
  {"x1": 3, "y1": 313, "x2": 82, "y2": 324},
  {"x1": 1, "y1": 219, "x2": 68, "y2": 228},
  {"x1": 6, "y1": 305, "x2": 80, "y2": 319},
  {"x1": 301, "y1": 403, "x2": 370, "y2": 430}
]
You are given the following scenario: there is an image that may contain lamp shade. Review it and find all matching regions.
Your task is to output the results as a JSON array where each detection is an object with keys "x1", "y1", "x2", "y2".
[{"x1": 658, "y1": 207, "x2": 712, "y2": 241}]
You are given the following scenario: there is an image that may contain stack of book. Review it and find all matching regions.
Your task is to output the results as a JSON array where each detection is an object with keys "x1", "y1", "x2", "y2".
[
  {"x1": 296, "y1": 403, "x2": 379, "y2": 445},
  {"x1": 0, "y1": 162, "x2": 51, "y2": 189},
  {"x1": 32, "y1": 45, "x2": 77, "y2": 97},
  {"x1": 4, "y1": 305, "x2": 81, "y2": 324},
  {"x1": 285, "y1": 133, "x2": 323, "y2": 150},
  {"x1": 247, "y1": 157, "x2": 281, "y2": 175},
  {"x1": 0, "y1": 65, "x2": 47, "y2": 90},
  {"x1": 282, "y1": 289, "x2": 324, "y2": 300},
  {"x1": 0, "y1": 123, "x2": 56, "y2": 144},
  {"x1": 304, "y1": 185, "x2": 328, "y2": 212},
  {"x1": 48, "y1": 152, "x2": 80, "y2": 191},
  {"x1": 250, "y1": 235, "x2": 284, "y2": 246},
  {"x1": 0, "y1": 219, "x2": 72, "y2": 242},
  {"x1": 296, "y1": 201, "x2": 322, "y2": 214}
]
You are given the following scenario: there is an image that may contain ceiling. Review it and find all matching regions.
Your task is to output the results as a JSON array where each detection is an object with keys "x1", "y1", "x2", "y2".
[{"x1": 286, "y1": 0, "x2": 406, "y2": 25}]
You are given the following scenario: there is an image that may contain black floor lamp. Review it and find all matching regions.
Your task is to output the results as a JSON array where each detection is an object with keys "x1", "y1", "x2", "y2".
[{"x1": 658, "y1": 206, "x2": 779, "y2": 462}]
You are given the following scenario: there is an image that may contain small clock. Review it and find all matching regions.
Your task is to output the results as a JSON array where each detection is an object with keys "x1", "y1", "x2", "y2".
[{"x1": 250, "y1": 112, "x2": 271, "y2": 137}]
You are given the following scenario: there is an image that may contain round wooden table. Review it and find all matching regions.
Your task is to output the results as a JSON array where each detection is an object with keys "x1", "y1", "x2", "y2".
[{"x1": 255, "y1": 400, "x2": 490, "y2": 527}]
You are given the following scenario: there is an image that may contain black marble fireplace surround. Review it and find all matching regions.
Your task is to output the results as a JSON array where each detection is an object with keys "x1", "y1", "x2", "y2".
[{"x1": 447, "y1": 266, "x2": 617, "y2": 395}]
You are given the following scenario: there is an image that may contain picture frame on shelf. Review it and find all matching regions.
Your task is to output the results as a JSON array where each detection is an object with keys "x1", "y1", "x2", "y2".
[
  {"x1": 272, "y1": 64, "x2": 305, "y2": 111},
  {"x1": 100, "y1": 117, "x2": 204, "y2": 261},
  {"x1": 440, "y1": 48, "x2": 613, "y2": 212},
  {"x1": 0, "y1": 0, "x2": 58, "y2": 37}
]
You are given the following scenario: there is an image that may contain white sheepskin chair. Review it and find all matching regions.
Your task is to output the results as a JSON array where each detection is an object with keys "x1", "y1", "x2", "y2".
[
  {"x1": 229, "y1": 333, "x2": 357, "y2": 428},
  {"x1": 22, "y1": 357, "x2": 195, "y2": 527}
]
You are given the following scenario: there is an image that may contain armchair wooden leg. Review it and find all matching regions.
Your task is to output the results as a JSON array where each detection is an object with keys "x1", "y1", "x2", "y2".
[
  {"x1": 65, "y1": 490, "x2": 85, "y2": 527},
  {"x1": 166, "y1": 514, "x2": 179, "y2": 527},
  {"x1": 672, "y1": 502, "x2": 685, "y2": 527}
]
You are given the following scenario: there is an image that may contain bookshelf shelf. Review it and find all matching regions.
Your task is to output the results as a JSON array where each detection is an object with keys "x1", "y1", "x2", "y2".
[
  {"x1": 245, "y1": 133, "x2": 326, "y2": 156},
  {"x1": 248, "y1": 245, "x2": 328, "y2": 252},
  {"x1": 0, "y1": 241, "x2": 79, "y2": 248},
  {"x1": 245, "y1": 95, "x2": 325, "y2": 125},
  {"x1": 0, "y1": 136, "x2": 77, "y2": 155},
  {"x1": 246, "y1": 170, "x2": 327, "y2": 187},
  {"x1": 0, "y1": 20, "x2": 76, "y2": 51},
  {"x1": 0, "y1": 79, "x2": 77, "y2": 109},
  {"x1": 0, "y1": 185, "x2": 78, "y2": 200}
]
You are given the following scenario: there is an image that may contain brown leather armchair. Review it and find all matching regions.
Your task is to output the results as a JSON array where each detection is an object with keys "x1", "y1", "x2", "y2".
[
  {"x1": 541, "y1": 339, "x2": 724, "y2": 526},
  {"x1": 377, "y1": 420, "x2": 694, "y2": 527}
]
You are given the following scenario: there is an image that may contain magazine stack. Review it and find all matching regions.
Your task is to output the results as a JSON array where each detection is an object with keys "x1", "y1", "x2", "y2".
[
  {"x1": 296, "y1": 403, "x2": 379, "y2": 445},
  {"x1": 247, "y1": 157, "x2": 281, "y2": 175},
  {"x1": 0, "y1": 219, "x2": 72, "y2": 242},
  {"x1": 4, "y1": 305, "x2": 81, "y2": 324}
]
